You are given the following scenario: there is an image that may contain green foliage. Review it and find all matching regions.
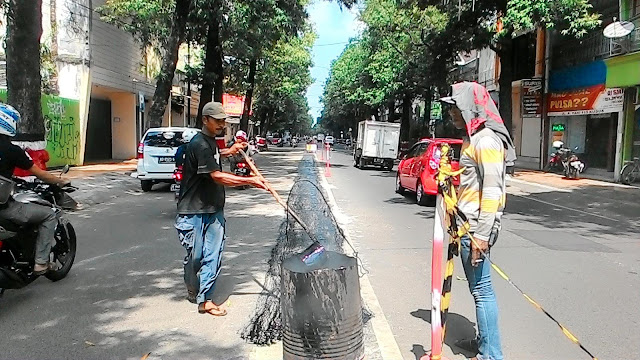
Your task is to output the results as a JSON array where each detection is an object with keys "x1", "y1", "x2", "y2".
[
  {"x1": 253, "y1": 29, "x2": 315, "y2": 133},
  {"x1": 98, "y1": 0, "x2": 174, "y2": 48},
  {"x1": 502, "y1": 0, "x2": 601, "y2": 38}
]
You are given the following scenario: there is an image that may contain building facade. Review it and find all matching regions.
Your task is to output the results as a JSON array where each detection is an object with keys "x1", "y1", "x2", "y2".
[{"x1": 1, "y1": 0, "x2": 160, "y2": 166}]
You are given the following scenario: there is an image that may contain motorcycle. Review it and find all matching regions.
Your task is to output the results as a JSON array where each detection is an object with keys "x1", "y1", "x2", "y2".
[
  {"x1": 172, "y1": 165, "x2": 183, "y2": 201},
  {"x1": 545, "y1": 141, "x2": 584, "y2": 179},
  {"x1": 231, "y1": 158, "x2": 251, "y2": 190},
  {"x1": 290, "y1": 138, "x2": 298, "y2": 148},
  {"x1": 0, "y1": 169, "x2": 78, "y2": 297},
  {"x1": 255, "y1": 137, "x2": 268, "y2": 152}
]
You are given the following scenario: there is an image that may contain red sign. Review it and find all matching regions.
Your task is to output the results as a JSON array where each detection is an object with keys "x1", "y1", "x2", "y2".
[
  {"x1": 547, "y1": 85, "x2": 605, "y2": 113},
  {"x1": 222, "y1": 94, "x2": 252, "y2": 117}
]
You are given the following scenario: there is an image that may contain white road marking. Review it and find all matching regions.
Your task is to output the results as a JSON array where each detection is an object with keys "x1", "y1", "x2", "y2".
[{"x1": 318, "y1": 163, "x2": 405, "y2": 360}]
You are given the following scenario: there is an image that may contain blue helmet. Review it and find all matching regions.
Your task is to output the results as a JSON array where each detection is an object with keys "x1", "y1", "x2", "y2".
[{"x1": 0, "y1": 103, "x2": 19, "y2": 137}]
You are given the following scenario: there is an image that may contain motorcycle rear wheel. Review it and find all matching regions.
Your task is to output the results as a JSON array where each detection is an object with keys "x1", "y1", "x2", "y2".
[{"x1": 45, "y1": 223, "x2": 77, "y2": 282}]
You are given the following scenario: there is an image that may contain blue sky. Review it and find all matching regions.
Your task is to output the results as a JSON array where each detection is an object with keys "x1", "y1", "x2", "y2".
[{"x1": 307, "y1": 1, "x2": 361, "y2": 123}]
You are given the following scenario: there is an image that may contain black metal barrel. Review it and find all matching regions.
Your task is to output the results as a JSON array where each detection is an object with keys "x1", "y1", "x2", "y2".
[{"x1": 281, "y1": 251, "x2": 364, "y2": 360}]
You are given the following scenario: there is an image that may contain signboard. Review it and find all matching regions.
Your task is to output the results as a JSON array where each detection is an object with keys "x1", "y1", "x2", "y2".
[
  {"x1": 552, "y1": 123, "x2": 565, "y2": 132},
  {"x1": 222, "y1": 94, "x2": 252, "y2": 117},
  {"x1": 139, "y1": 92, "x2": 145, "y2": 112},
  {"x1": 430, "y1": 102, "x2": 442, "y2": 120},
  {"x1": 522, "y1": 79, "x2": 542, "y2": 117},
  {"x1": 548, "y1": 85, "x2": 624, "y2": 116}
]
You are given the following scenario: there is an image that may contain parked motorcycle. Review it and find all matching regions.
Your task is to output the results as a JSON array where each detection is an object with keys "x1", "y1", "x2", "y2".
[
  {"x1": 545, "y1": 141, "x2": 584, "y2": 179},
  {"x1": 0, "y1": 170, "x2": 78, "y2": 297},
  {"x1": 231, "y1": 159, "x2": 251, "y2": 190}
]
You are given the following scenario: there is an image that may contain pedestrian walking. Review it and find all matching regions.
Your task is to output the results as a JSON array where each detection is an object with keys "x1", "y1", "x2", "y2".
[
  {"x1": 440, "y1": 82, "x2": 516, "y2": 360},
  {"x1": 175, "y1": 101, "x2": 268, "y2": 316}
]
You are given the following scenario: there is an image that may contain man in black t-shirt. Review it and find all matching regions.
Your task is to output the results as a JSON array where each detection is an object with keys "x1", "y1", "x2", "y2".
[
  {"x1": 175, "y1": 102, "x2": 267, "y2": 316},
  {"x1": 0, "y1": 103, "x2": 70, "y2": 275}
]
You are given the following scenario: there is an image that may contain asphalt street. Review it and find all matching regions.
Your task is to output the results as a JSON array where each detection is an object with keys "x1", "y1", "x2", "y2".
[
  {"x1": 0, "y1": 150, "x2": 304, "y2": 360},
  {"x1": 323, "y1": 149, "x2": 640, "y2": 360},
  {"x1": 1, "y1": 147, "x2": 638, "y2": 360}
]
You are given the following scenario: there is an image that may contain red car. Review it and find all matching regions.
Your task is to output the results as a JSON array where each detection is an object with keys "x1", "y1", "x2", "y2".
[{"x1": 396, "y1": 138, "x2": 463, "y2": 205}]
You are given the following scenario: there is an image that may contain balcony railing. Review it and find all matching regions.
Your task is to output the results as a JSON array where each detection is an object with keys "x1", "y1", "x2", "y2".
[{"x1": 553, "y1": 16, "x2": 640, "y2": 70}]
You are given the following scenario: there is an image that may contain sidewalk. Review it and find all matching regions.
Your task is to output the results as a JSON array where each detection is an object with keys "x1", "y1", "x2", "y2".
[{"x1": 512, "y1": 169, "x2": 639, "y2": 190}]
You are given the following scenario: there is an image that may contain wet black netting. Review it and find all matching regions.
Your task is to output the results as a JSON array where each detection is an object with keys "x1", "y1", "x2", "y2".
[{"x1": 241, "y1": 153, "x2": 371, "y2": 345}]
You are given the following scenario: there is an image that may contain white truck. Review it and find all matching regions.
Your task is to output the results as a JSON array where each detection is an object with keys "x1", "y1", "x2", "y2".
[{"x1": 353, "y1": 121, "x2": 401, "y2": 171}]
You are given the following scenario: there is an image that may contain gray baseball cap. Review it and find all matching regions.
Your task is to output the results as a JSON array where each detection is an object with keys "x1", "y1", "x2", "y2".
[{"x1": 202, "y1": 102, "x2": 227, "y2": 119}]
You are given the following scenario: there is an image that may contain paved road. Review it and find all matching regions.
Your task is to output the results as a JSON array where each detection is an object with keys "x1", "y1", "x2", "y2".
[
  {"x1": 323, "y1": 149, "x2": 640, "y2": 360},
  {"x1": 1, "y1": 147, "x2": 638, "y2": 360},
  {"x1": 0, "y1": 150, "x2": 305, "y2": 360}
]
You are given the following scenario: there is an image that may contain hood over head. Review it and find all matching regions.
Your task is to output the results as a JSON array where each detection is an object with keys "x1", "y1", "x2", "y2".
[{"x1": 442, "y1": 82, "x2": 516, "y2": 166}]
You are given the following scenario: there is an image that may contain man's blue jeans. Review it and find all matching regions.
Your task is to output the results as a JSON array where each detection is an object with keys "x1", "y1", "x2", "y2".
[
  {"x1": 175, "y1": 211, "x2": 226, "y2": 305},
  {"x1": 460, "y1": 235, "x2": 504, "y2": 360}
]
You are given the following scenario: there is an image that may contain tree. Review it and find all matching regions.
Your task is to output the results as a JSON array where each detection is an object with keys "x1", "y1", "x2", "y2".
[
  {"x1": 5, "y1": 0, "x2": 44, "y2": 139},
  {"x1": 100, "y1": 0, "x2": 192, "y2": 128},
  {"x1": 252, "y1": 29, "x2": 314, "y2": 136}
]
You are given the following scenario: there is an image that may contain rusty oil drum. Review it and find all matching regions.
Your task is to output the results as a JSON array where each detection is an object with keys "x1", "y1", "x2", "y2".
[{"x1": 281, "y1": 251, "x2": 364, "y2": 360}]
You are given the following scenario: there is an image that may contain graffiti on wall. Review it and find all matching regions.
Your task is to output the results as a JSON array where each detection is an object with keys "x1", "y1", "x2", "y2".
[{"x1": 0, "y1": 90, "x2": 82, "y2": 167}]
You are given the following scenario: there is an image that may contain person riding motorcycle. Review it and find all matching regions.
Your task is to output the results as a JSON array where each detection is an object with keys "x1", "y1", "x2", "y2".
[
  {"x1": 176, "y1": 129, "x2": 199, "y2": 168},
  {"x1": 0, "y1": 103, "x2": 70, "y2": 275},
  {"x1": 228, "y1": 130, "x2": 250, "y2": 172}
]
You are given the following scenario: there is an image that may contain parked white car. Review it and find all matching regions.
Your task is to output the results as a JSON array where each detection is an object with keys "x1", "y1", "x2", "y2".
[{"x1": 136, "y1": 127, "x2": 197, "y2": 192}]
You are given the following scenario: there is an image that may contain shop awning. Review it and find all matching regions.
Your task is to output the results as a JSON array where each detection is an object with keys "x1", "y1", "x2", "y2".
[{"x1": 605, "y1": 51, "x2": 640, "y2": 88}]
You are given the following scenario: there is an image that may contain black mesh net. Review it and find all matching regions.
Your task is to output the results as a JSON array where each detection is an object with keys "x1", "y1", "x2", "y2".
[{"x1": 241, "y1": 154, "x2": 370, "y2": 345}]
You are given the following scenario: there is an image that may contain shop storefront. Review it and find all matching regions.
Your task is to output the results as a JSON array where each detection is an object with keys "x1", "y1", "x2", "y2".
[{"x1": 547, "y1": 85, "x2": 624, "y2": 174}]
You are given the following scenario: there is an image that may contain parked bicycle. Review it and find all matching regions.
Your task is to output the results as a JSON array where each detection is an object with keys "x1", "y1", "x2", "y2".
[{"x1": 620, "y1": 157, "x2": 640, "y2": 185}]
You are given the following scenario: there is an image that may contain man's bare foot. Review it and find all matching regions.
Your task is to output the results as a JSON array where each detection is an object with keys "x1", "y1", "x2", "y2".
[{"x1": 198, "y1": 301, "x2": 227, "y2": 316}]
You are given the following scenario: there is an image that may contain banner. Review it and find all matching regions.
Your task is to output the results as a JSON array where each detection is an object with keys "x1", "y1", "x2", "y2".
[
  {"x1": 223, "y1": 94, "x2": 251, "y2": 117},
  {"x1": 548, "y1": 85, "x2": 624, "y2": 116},
  {"x1": 0, "y1": 90, "x2": 82, "y2": 167}
]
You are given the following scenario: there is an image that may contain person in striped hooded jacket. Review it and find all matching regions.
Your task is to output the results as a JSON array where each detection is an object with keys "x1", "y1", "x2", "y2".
[{"x1": 440, "y1": 82, "x2": 516, "y2": 360}]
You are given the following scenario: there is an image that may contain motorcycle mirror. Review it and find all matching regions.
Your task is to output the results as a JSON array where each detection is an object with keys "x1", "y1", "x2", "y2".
[
  {"x1": 574, "y1": 146, "x2": 579, "y2": 151},
  {"x1": 61, "y1": 164, "x2": 70, "y2": 176}
]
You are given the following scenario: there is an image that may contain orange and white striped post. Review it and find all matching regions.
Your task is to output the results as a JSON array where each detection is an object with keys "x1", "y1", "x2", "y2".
[
  {"x1": 324, "y1": 143, "x2": 332, "y2": 177},
  {"x1": 421, "y1": 194, "x2": 449, "y2": 360}
]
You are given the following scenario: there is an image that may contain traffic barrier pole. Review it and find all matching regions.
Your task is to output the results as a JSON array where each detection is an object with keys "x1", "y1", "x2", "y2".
[{"x1": 421, "y1": 194, "x2": 449, "y2": 360}]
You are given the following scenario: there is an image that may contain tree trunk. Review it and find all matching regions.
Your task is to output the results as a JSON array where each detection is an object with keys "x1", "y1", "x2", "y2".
[
  {"x1": 400, "y1": 93, "x2": 411, "y2": 142},
  {"x1": 424, "y1": 87, "x2": 432, "y2": 137},
  {"x1": 49, "y1": 0, "x2": 59, "y2": 95},
  {"x1": 497, "y1": 38, "x2": 514, "y2": 134},
  {"x1": 240, "y1": 57, "x2": 257, "y2": 132},
  {"x1": 259, "y1": 109, "x2": 271, "y2": 138},
  {"x1": 196, "y1": 11, "x2": 223, "y2": 127},
  {"x1": 6, "y1": 0, "x2": 44, "y2": 139},
  {"x1": 148, "y1": 0, "x2": 191, "y2": 128}
]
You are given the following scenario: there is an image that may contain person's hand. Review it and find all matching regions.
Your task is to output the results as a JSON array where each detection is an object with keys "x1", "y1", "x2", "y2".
[
  {"x1": 57, "y1": 178, "x2": 71, "y2": 188},
  {"x1": 471, "y1": 238, "x2": 489, "y2": 267},
  {"x1": 232, "y1": 142, "x2": 249, "y2": 155},
  {"x1": 248, "y1": 176, "x2": 269, "y2": 191}
]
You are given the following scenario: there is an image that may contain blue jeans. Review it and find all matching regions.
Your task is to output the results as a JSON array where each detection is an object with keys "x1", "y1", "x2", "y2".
[
  {"x1": 175, "y1": 211, "x2": 226, "y2": 305},
  {"x1": 460, "y1": 235, "x2": 503, "y2": 360}
]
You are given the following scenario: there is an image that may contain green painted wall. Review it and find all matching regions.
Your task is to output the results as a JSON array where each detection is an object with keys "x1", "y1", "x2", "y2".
[{"x1": 0, "y1": 90, "x2": 82, "y2": 167}]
